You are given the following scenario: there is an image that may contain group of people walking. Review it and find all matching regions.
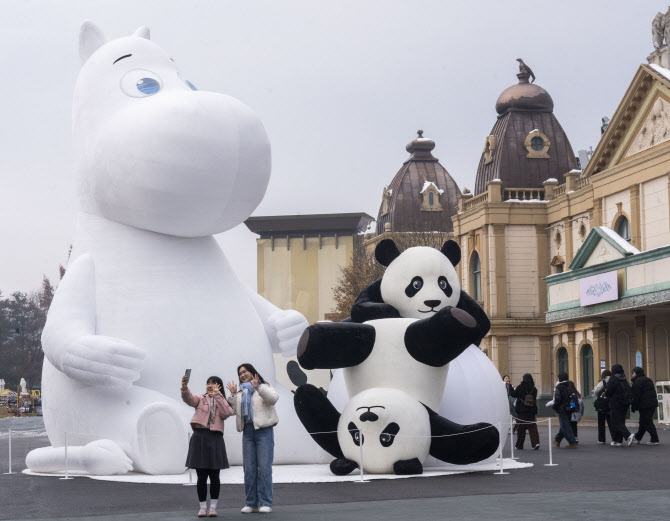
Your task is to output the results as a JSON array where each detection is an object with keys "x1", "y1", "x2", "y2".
[
  {"x1": 504, "y1": 365, "x2": 660, "y2": 451},
  {"x1": 181, "y1": 363, "x2": 278, "y2": 517}
]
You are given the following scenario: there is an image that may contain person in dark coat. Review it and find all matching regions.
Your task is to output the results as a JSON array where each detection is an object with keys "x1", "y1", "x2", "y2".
[
  {"x1": 605, "y1": 364, "x2": 634, "y2": 446},
  {"x1": 631, "y1": 367, "x2": 660, "y2": 445},
  {"x1": 552, "y1": 372, "x2": 578, "y2": 448},
  {"x1": 503, "y1": 375, "x2": 517, "y2": 431},
  {"x1": 512, "y1": 373, "x2": 540, "y2": 449},
  {"x1": 593, "y1": 369, "x2": 616, "y2": 444}
]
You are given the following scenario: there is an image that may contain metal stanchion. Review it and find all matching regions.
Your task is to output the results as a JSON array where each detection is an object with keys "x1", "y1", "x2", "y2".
[
  {"x1": 59, "y1": 432, "x2": 74, "y2": 480},
  {"x1": 3, "y1": 429, "x2": 15, "y2": 474},
  {"x1": 509, "y1": 415, "x2": 518, "y2": 460},
  {"x1": 354, "y1": 430, "x2": 369, "y2": 483},
  {"x1": 494, "y1": 423, "x2": 509, "y2": 475},
  {"x1": 544, "y1": 417, "x2": 558, "y2": 467}
]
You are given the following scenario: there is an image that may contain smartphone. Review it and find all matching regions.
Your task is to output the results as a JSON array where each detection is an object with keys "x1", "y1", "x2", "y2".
[{"x1": 184, "y1": 369, "x2": 191, "y2": 384}]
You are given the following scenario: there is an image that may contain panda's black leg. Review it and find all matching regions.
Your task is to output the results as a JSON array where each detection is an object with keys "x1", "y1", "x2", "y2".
[
  {"x1": 393, "y1": 458, "x2": 423, "y2": 475},
  {"x1": 294, "y1": 384, "x2": 344, "y2": 458},
  {"x1": 330, "y1": 458, "x2": 358, "y2": 476},
  {"x1": 404, "y1": 304, "x2": 484, "y2": 367},
  {"x1": 424, "y1": 406, "x2": 499, "y2": 465},
  {"x1": 297, "y1": 323, "x2": 376, "y2": 370}
]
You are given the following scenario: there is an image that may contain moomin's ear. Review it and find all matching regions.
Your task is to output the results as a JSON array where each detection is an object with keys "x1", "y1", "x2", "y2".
[
  {"x1": 79, "y1": 21, "x2": 108, "y2": 64},
  {"x1": 133, "y1": 26, "x2": 151, "y2": 40},
  {"x1": 375, "y1": 239, "x2": 401, "y2": 267},
  {"x1": 440, "y1": 240, "x2": 461, "y2": 266}
]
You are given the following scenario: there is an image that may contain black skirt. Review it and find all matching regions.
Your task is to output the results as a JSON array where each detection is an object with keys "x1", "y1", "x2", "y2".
[{"x1": 185, "y1": 428, "x2": 229, "y2": 470}]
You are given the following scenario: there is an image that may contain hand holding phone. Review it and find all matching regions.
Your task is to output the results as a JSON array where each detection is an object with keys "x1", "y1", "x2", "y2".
[{"x1": 182, "y1": 369, "x2": 191, "y2": 389}]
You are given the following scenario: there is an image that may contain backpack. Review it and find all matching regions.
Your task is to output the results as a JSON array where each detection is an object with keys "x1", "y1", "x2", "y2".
[
  {"x1": 564, "y1": 385, "x2": 580, "y2": 413},
  {"x1": 523, "y1": 391, "x2": 535, "y2": 407},
  {"x1": 620, "y1": 379, "x2": 634, "y2": 406}
]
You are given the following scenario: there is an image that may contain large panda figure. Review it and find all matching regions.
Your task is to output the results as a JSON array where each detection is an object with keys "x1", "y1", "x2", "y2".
[{"x1": 294, "y1": 239, "x2": 500, "y2": 474}]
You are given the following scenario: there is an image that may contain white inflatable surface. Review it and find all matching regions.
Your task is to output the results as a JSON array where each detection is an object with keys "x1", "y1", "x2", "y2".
[
  {"x1": 26, "y1": 22, "x2": 325, "y2": 476},
  {"x1": 23, "y1": 459, "x2": 532, "y2": 484}
]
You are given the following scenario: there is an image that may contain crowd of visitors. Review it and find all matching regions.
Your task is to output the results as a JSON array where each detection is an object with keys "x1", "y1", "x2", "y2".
[{"x1": 505, "y1": 365, "x2": 661, "y2": 451}]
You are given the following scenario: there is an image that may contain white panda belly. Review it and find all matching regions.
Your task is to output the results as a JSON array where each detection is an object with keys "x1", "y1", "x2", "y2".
[
  {"x1": 338, "y1": 388, "x2": 431, "y2": 474},
  {"x1": 343, "y1": 318, "x2": 448, "y2": 411}
]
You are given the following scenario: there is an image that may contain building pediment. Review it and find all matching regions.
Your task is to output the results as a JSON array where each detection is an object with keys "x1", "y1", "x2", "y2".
[
  {"x1": 569, "y1": 227, "x2": 639, "y2": 270},
  {"x1": 584, "y1": 64, "x2": 670, "y2": 176}
]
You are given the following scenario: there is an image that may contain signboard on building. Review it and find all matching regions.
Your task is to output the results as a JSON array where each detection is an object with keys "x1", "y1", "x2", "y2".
[{"x1": 579, "y1": 270, "x2": 618, "y2": 307}]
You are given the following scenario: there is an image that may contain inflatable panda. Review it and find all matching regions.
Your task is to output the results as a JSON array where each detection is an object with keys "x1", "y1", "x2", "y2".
[{"x1": 294, "y1": 239, "x2": 500, "y2": 474}]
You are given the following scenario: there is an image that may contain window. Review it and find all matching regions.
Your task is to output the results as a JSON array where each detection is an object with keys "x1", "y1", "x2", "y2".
[
  {"x1": 557, "y1": 347, "x2": 568, "y2": 376},
  {"x1": 471, "y1": 251, "x2": 481, "y2": 301},
  {"x1": 428, "y1": 192, "x2": 434, "y2": 206},
  {"x1": 616, "y1": 216, "x2": 631, "y2": 243},
  {"x1": 581, "y1": 344, "x2": 594, "y2": 394},
  {"x1": 530, "y1": 136, "x2": 545, "y2": 151}
]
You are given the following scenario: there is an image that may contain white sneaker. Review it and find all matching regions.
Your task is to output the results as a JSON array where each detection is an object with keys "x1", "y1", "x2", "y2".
[
  {"x1": 598, "y1": 441, "x2": 605, "y2": 444},
  {"x1": 627, "y1": 434, "x2": 635, "y2": 446},
  {"x1": 259, "y1": 506, "x2": 272, "y2": 513},
  {"x1": 241, "y1": 506, "x2": 259, "y2": 514},
  {"x1": 647, "y1": 441, "x2": 660, "y2": 445},
  {"x1": 611, "y1": 441, "x2": 623, "y2": 446}
]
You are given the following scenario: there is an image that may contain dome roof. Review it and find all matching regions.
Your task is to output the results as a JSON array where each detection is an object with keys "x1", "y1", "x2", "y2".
[
  {"x1": 376, "y1": 131, "x2": 460, "y2": 234},
  {"x1": 495, "y1": 75, "x2": 554, "y2": 115}
]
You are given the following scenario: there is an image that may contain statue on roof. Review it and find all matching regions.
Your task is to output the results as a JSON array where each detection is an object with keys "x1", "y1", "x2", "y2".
[
  {"x1": 653, "y1": 11, "x2": 664, "y2": 50},
  {"x1": 516, "y1": 58, "x2": 535, "y2": 83}
]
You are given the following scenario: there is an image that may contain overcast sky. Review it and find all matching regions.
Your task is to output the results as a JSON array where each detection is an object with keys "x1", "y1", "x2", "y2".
[{"x1": 0, "y1": 0, "x2": 660, "y2": 294}]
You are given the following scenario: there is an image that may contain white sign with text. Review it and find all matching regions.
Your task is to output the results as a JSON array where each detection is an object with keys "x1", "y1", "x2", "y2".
[{"x1": 579, "y1": 271, "x2": 618, "y2": 307}]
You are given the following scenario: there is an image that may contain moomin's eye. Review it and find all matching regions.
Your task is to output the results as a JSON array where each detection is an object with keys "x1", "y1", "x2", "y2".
[
  {"x1": 120, "y1": 69, "x2": 163, "y2": 98},
  {"x1": 185, "y1": 80, "x2": 198, "y2": 91}
]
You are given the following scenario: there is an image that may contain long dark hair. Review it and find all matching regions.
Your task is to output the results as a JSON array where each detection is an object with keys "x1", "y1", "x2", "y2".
[
  {"x1": 237, "y1": 363, "x2": 265, "y2": 385},
  {"x1": 521, "y1": 373, "x2": 535, "y2": 389},
  {"x1": 206, "y1": 376, "x2": 226, "y2": 397},
  {"x1": 568, "y1": 381, "x2": 581, "y2": 398}
]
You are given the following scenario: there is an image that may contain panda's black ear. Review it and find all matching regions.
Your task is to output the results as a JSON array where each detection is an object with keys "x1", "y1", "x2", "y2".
[
  {"x1": 440, "y1": 240, "x2": 461, "y2": 266},
  {"x1": 375, "y1": 239, "x2": 401, "y2": 267}
]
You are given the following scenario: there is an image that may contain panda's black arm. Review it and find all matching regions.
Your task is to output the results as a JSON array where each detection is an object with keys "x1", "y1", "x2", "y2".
[
  {"x1": 297, "y1": 322, "x2": 376, "y2": 370},
  {"x1": 403, "y1": 299, "x2": 487, "y2": 367},
  {"x1": 423, "y1": 405, "x2": 499, "y2": 465},
  {"x1": 294, "y1": 384, "x2": 344, "y2": 458},
  {"x1": 456, "y1": 291, "x2": 491, "y2": 347},
  {"x1": 350, "y1": 279, "x2": 401, "y2": 323}
]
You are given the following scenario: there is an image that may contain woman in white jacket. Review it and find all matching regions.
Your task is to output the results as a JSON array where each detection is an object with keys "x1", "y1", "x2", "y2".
[{"x1": 227, "y1": 364, "x2": 278, "y2": 514}]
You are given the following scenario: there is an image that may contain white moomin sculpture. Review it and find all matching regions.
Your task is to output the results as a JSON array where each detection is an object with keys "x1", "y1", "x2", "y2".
[{"x1": 26, "y1": 22, "x2": 315, "y2": 475}]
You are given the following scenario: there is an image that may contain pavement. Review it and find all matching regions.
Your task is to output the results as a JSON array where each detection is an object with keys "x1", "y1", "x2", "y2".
[{"x1": 2, "y1": 417, "x2": 670, "y2": 520}]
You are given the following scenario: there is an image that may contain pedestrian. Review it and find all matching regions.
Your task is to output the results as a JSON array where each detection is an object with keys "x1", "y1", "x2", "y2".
[
  {"x1": 226, "y1": 364, "x2": 278, "y2": 514},
  {"x1": 551, "y1": 372, "x2": 578, "y2": 449},
  {"x1": 568, "y1": 382, "x2": 584, "y2": 442},
  {"x1": 594, "y1": 369, "x2": 616, "y2": 444},
  {"x1": 631, "y1": 366, "x2": 660, "y2": 445},
  {"x1": 503, "y1": 375, "x2": 517, "y2": 431},
  {"x1": 512, "y1": 373, "x2": 540, "y2": 450},
  {"x1": 605, "y1": 364, "x2": 635, "y2": 447},
  {"x1": 182, "y1": 375, "x2": 235, "y2": 518}
]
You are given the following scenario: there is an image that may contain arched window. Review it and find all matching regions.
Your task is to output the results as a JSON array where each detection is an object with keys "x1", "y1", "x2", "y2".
[
  {"x1": 581, "y1": 344, "x2": 594, "y2": 394},
  {"x1": 616, "y1": 216, "x2": 631, "y2": 243},
  {"x1": 470, "y1": 252, "x2": 481, "y2": 301},
  {"x1": 428, "y1": 191, "x2": 434, "y2": 206},
  {"x1": 557, "y1": 347, "x2": 569, "y2": 377}
]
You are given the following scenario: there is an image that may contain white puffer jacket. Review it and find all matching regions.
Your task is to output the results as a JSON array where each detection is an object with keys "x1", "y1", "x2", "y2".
[{"x1": 227, "y1": 383, "x2": 279, "y2": 432}]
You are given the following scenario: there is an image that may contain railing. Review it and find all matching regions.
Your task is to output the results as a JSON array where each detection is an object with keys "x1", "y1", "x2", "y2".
[
  {"x1": 577, "y1": 176, "x2": 590, "y2": 188},
  {"x1": 463, "y1": 192, "x2": 489, "y2": 211},
  {"x1": 553, "y1": 183, "x2": 567, "y2": 197},
  {"x1": 503, "y1": 188, "x2": 546, "y2": 201}
]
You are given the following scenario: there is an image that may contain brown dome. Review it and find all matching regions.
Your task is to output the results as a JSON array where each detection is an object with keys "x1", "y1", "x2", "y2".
[{"x1": 496, "y1": 81, "x2": 554, "y2": 115}]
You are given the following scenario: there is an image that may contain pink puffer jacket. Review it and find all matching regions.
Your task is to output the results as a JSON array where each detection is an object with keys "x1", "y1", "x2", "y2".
[{"x1": 181, "y1": 387, "x2": 234, "y2": 433}]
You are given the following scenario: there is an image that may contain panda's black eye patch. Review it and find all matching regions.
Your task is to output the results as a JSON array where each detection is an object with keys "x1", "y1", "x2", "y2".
[
  {"x1": 379, "y1": 422, "x2": 400, "y2": 447},
  {"x1": 438, "y1": 276, "x2": 453, "y2": 298},
  {"x1": 348, "y1": 421, "x2": 363, "y2": 446},
  {"x1": 405, "y1": 276, "x2": 423, "y2": 297}
]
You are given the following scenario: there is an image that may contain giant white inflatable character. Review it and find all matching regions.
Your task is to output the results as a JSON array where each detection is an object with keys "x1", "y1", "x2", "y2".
[
  {"x1": 295, "y1": 239, "x2": 508, "y2": 474},
  {"x1": 26, "y1": 22, "x2": 314, "y2": 475}
]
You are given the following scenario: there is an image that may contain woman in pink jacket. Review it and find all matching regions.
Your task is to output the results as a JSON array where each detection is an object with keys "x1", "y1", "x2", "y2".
[{"x1": 182, "y1": 375, "x2": 235, "y2": 518}]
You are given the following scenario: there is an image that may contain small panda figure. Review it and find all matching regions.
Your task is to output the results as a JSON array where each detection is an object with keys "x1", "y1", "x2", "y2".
[
  {"x1": 294, "y1": 239, "x2": 499, "y2": 474},
  {"x1": 336, "y1": 388, "x2": 431, "y2": 475}
]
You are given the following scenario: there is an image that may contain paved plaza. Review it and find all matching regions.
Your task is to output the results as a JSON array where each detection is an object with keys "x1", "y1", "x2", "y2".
[{"x1": 2, "y1": 418, "x2": 670, "y2": 520}]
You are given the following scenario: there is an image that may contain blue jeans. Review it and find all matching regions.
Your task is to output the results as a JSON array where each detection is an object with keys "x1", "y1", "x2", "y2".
[
  {"x1": 554, "y1": 411, "x2": 577, "y2": 445},
  {"x1": 242, "y1": 424, "x2": 274, "y2": 507}
]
